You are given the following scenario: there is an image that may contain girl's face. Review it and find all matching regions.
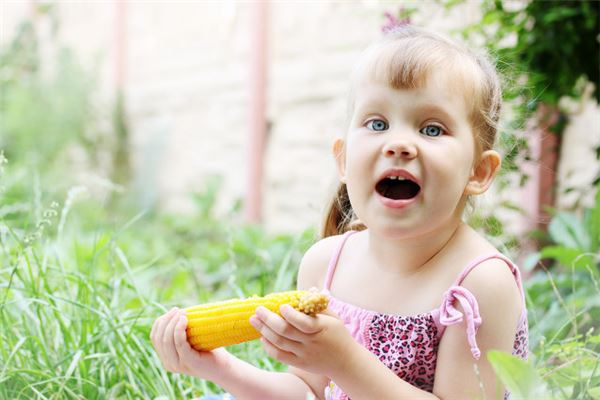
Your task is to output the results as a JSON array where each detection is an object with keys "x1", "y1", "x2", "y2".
[{"x1": 334, "y1": 71, "x2": 495, "y2": 239}]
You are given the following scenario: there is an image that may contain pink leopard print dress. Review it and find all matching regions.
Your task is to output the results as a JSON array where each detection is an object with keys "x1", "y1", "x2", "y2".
[{"x1": 323, "y1": 231, "x2": 529, "y2": 400}]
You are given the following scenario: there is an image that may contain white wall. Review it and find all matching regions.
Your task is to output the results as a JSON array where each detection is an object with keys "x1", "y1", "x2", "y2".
[{"x1": 3, "y1": 1, "x2": 597, "y2": 237}]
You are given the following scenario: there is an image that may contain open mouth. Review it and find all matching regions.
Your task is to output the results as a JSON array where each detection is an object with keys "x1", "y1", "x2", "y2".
[{"x1": 375, "y1": 176, "x2": 421, "y2": 200}]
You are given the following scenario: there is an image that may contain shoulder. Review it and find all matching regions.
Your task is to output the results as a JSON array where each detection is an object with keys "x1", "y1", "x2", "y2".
[
  {"x1": 296, "y1": 234, "x2": 345, "y2": 290},
  {"x1": 460, "y1": 256, "x2": 522, "y2": 313},
  {"x1": 455, "y1": 226, "x2": 522, "y2": 307},
  {"x1": 455, "y1": 253, "x2": 524, "y2": 333}
]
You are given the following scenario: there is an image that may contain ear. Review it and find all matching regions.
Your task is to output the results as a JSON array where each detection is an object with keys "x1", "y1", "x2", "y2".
[
  {"x1": 332, "y1": 138, "x2": 347, "y2": 183},
  {"x1": 465, "y1": 150, "x2": 501, "y2": 195}
]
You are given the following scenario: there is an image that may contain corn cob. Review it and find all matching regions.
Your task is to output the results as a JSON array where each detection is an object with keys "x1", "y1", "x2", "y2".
[{"x1": 185, "y1": 290, "x2": 328, "y2": 351}]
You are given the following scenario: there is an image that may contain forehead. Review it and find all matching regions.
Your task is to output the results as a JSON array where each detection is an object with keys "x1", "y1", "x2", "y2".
[
  {"x1": 353, "y1": 70, "x2": 464, "y2": 112},
  {"x1": 350, "y1": 40, "x2": 481, "y2": 112}
]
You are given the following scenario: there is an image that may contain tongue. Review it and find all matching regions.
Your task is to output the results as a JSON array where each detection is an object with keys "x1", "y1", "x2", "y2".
[{"x1": 379, "y1": 180, "x2": 420, "y2": 200}]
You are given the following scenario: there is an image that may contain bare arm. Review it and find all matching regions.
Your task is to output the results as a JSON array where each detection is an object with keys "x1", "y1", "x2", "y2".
[
  {"x1": 151, "y1": 307, "x2": 317, "y2": 400},
  {"x1": 150, "y1": 236, "x2": 349, "y2": 399},
  {"x1": 432, "y1": 258, "x2": 523, "y2": 399},
  {"x1": 213, "y1": 356, "x2": 318, "y2": 400},
  {"x1": 287, "y1": 235, "x2": 345, "y2": 399}
]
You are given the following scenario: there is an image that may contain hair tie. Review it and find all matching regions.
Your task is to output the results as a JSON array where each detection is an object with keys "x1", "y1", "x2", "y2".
[{"x1": 381, "y1": 10, "x2": 410, "y2": 34}]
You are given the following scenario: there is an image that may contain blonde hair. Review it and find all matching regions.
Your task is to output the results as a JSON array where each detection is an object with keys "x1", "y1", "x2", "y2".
[{"x1": 320, "y1": 25, "x2": 503, "y2": 238}]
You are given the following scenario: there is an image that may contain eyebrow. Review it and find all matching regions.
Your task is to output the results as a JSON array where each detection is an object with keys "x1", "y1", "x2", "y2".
[
  {"x1": 353, "y1": 96, "x2": 388, "y2": 113},
  {"x1": 415, "y1": 104, "x2": 457, "y2": 125}
]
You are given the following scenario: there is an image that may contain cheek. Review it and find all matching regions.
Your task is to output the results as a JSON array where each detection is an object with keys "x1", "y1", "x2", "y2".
[
  {"x1": 343, "y1": 145, "x2": 372, "y2": 210},
  {"x1": 427, "y1": 150, "x2": 474, "y2": 191},
  {"x1": 344, "y1": 142, "x2": 368, "y2": 176},
  {"x1": 441, "y1": 140, "x2": 474, "y2": 169},
  {"x1": 344, "y1": 164, "x2": 367, "y2": 199}
]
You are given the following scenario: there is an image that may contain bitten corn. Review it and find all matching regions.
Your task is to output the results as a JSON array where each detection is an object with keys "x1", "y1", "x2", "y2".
[{"x1": 185, "y1": 290, "x2": 328, "y2": 351}]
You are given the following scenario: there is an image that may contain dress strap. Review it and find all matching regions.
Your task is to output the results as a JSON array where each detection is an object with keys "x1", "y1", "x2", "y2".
[
  {"x1": 454, "y1": 253, "x2": 526, "y2": 305},
  {"x1": 323, "y1": 231, "x2": 357, "y2": 291},
  {"x1": 439, "y1": 253, "x2": 525, "y2": 360}
]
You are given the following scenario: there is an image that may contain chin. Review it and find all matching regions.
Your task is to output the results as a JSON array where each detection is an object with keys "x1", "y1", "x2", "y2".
[{"x1": 367, "y1": 219, "x2": 423, "y2": 239}]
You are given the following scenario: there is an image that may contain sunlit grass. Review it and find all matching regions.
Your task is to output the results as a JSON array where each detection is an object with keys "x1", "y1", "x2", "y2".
[
  {"x1": 1, "y1": 164, "x2": 598, "y2": 398},
  {"x1": 0, "y1": 190, "x2": 314, "y2": 398}
]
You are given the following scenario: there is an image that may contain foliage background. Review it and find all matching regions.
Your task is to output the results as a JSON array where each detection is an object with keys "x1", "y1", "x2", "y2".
[{"x1": 1, "y1": 1, "x2": 599, "y2": 399}]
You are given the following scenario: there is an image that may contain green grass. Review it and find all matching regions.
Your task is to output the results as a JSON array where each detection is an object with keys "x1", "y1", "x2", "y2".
[
  {"x1": 1, "y1": 171, "x2": 598, "y2": 399},
  {"x1": 0, "y1": 188, "x2": 315, "y2": 398}
]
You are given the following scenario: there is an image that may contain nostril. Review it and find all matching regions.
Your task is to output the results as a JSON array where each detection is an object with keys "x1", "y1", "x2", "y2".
[{"x1": 384, "y1": 147, "x2": 416, "y2": 158}]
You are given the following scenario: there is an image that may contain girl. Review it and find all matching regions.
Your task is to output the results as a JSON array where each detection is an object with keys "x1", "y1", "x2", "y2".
[{"x1": 151, "y1": 25, "x2": 528, "y2": 400}]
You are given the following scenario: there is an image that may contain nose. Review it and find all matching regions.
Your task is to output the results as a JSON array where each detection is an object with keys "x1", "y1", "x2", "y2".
[{"x1": 382, "y1": 140, "x2": 418, "y2": 159}]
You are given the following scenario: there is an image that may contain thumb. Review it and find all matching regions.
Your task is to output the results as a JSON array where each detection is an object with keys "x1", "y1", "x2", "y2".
[{"x1": 320, "y1": 308, "x2": 342, "y2": 320}]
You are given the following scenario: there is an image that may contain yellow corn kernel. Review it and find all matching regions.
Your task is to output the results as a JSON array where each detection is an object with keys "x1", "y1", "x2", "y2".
[{"x1": 185, "y1": 290, "x2": 328, "y2": 351}]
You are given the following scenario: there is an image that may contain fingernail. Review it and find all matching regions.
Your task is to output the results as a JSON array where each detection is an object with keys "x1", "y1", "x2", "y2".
[{"x1": 249, "y1": 316, "x2": 259, "y2": 327}]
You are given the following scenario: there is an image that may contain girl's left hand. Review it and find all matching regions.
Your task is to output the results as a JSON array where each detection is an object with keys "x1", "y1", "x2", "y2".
[{"x1": 249, "y1": 305, "x2": 356, "y2": 376}]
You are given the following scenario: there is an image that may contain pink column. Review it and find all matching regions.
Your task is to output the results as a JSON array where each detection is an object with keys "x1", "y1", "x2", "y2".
[
  {"x1": 520, "y1": 129, "x2": 540, "y2": 235},
  {"x1": 518, "y1": 105, "x2": 560, "y2": 273},
  {"x1": 537, "y1": 105, "x2": 560, "y2": 230},
  {"x1": 244, "y1": 1, "x2": 269, "y2": 224}
]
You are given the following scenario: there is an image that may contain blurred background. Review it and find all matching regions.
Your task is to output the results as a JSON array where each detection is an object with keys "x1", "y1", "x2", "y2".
[
  {"x1": 3, "y1": 1, "x2": 597, "y2": 236},
  {"x1": 1, "y1": 1, "x2": 599, "y2": 398},
  {"x1": 5, "y1": 0, "x2": 399, "y2": 233}
]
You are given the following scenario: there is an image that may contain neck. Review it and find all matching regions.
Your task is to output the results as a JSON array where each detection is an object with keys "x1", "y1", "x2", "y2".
[{"x1": 366, "y1": 219, "x2": 465, "y2": 276}]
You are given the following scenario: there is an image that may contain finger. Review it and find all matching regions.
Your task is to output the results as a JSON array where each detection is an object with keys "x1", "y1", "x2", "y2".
[
  {"x1": 250, "y1": 314, "x2": 301, "y2": 353},
  {"x1": 321, "y1": 308, "x2": 342, "y2": 319},
  {"x1": 279, "y1": 304, "x2": 321, "y2": 334},
  {"x1": 151, "y1": 307, "x2": 177, "y2": 347},
  {"x1": 151, "y1": 309, "x2": 178, "y2": 369},
  {"x1": 254, "y1": 306, "x2": 304, "y2": 341},
  {"x1": 260, "y1": 336, "x2": 296, "y2": 365},
  {"x1": 162, "y1": 308, "x2": 183, "y2": 370},
  {"x1": 174, "y1": 311, "x2": 194, "y2": 358}
]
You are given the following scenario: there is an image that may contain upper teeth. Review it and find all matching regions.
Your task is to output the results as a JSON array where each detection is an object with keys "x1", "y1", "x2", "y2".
[{"x1": 387, "y1": 176, "x2": 406, "y2": 180}]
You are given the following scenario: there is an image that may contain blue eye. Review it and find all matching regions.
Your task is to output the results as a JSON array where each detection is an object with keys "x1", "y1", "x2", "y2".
[
  {"x1": 366, "y1": 119, "x2": 388, "y2": 132},
  {"x1": 420, "y1": 125, "x2": 444, "y2": 137}
]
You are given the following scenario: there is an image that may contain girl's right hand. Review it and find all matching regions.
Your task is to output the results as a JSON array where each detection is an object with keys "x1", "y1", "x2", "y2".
[{"x1": 150, "y1": 307, "x2": 231, "y2": 380}]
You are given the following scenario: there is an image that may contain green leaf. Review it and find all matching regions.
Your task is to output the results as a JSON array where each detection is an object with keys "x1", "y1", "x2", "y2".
[
  {"x1": 487, "y1": 351, "x2": 549, "y2": 399},
  {"x1": 540, "y1": 245, "x2": 583, "y2": 269},
  {"x1": 522, "y1": 252, "x2": 541, "y2": 271},
  {"x1": 586, "y1": 186, "x2": 600, "y2": 251},
  {"x1": 587, "y1": 333, "x2": 600, "y2": 345},
  {"x1": 589, "y1": 386, "x2": 600, "y2": 400},
  {"x1": 548, "y1": 212, "x2": 589, "y2": 250}
]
